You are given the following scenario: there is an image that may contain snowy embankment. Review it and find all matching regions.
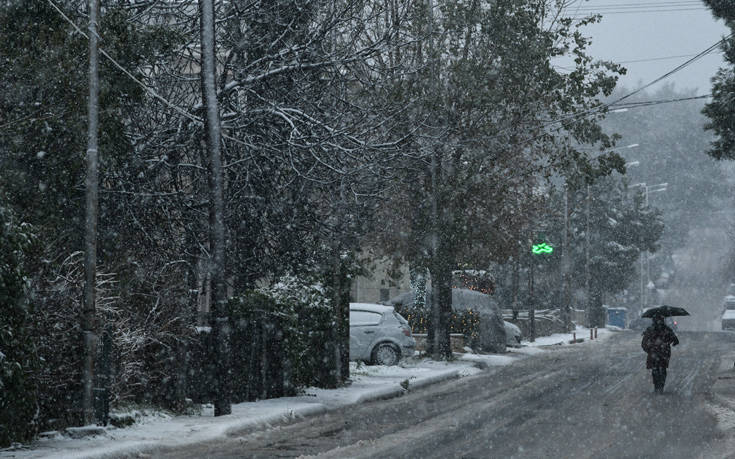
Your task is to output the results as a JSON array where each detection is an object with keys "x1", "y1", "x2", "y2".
[{"x1": 0, "y1": 326, "x2": 614, "y2": 459}]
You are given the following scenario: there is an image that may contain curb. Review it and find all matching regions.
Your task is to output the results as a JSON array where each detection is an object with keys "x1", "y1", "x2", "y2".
[
  {"x1": 14, "y1": 367, "x2": 466, "y2": 459},
  {"x1": 353, "y1": 368, "x2": 461, "y2": 403}
]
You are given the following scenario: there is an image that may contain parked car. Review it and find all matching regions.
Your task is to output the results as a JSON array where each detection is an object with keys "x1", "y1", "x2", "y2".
[
  {"x1": 504, "y1": 321, "x2": 522, "y2": 347},
  {"x1": 389, "y1": 288, "x2": 506, "y2": 353},
  {"x1": 349, "y1": 303, "x2": 415, "y2": 366},
  {"x1": 724, "y1": 295, "x2": 735, "y2": 311},
  {"x1": 723, "y1": 310, "x2": 735, "y2": 331}
]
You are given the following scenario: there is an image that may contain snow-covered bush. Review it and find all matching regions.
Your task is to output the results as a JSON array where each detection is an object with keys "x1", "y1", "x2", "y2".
[
  {"x1": 28, "y1": 252, "x2": 195, "y2": 430},
  {"x1": 196, "y1": 275, "x2": 335, "y2": 403},
  {"x1": 258, "y1": 274, "x2": 335, "y2": 387},
  {"x1": 0, "y1": 204, "x2": 39, "y2": 447}
]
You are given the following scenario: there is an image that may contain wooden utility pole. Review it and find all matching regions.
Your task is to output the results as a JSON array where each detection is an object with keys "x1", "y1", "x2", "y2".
[
  {"x1": 82, "y1": 0, "x2": 100, "y2": 426},
  {"x1": 199, "y1": 0, "x2": 231, "y2": 416},
  {"x1": 585, "y1": 183, "x2": 591, "y2": 327},
  {"x1": 562, "y1": 185, "x2": 572, "y2": 331},
  {"x1": 528, "y1": 238, "x2": 535, "y2": 343}
]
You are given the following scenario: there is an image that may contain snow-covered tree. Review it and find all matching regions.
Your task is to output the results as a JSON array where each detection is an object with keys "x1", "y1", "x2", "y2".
[
  {"x1": 0, "y1": 203, "x2": 38, "y2": 447},
  {"x1": 371, "y1": 0, "x2": 623, "y2": 358}
]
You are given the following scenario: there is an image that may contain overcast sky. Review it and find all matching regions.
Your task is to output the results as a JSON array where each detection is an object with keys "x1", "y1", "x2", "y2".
[{"x1": 568, "y1": 0, "x2": 729, "y2": 94}]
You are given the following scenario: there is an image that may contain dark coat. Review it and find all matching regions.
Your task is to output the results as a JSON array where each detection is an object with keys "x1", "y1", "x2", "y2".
[{"x1": 641, "y1": 324, "x2": 679, "y2": 369}]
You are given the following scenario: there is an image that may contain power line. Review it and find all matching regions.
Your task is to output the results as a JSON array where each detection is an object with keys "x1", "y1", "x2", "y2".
[
  {"x1": 526, "y1": 37, "x2": 729, "y2": 143},
  {"x1": 616, "y1": 53, "x2": 721, "y2": 65},
  {"x1": 572, "y1": 1, "x2": 703, "y2": 10},
  {"x1": 572, "y1": 8, "x2": 708, "y2": 16},
  {"x1": 575, "y1": 3, "x2": 703, "y2": 10},
  {"x1": 608, "y1": 34, "x2": 729, "y2": 107},
  {"x1": 611, "y1": 94, "x2": 711, "y2": 110},
  {"x1": 578, "y1": 0, "x2": 703, "y2": 5}
]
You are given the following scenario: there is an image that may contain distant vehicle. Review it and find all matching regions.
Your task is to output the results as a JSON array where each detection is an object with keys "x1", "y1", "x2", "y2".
[
  {"x1": 349, "y1": 303, "x2": 415, "y2": 366},
  {"x1": 727, "y1": 283, "x2": 735, "y2": 296},
  {"x1": 723, "y1": 295, "x2": 735, "y2": 311},
  {"x1": 504, "y1": 321, "x2": 522, "y2": 347},
  {"x1": 723, "y1": 310, "x2": 735, "y2": 331}
]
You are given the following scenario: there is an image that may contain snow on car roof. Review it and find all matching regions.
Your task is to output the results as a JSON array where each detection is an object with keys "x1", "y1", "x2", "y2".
[{"x1": 349, "y1": 303, "x2": 395, "y2": 314}]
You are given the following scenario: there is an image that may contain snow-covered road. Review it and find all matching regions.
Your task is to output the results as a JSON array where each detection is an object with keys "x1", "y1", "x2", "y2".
[{"x1": 156, "y1": 331, "x2": 735, "y2": 458}]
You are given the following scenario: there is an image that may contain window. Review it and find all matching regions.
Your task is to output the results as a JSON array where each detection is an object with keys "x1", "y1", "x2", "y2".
[
  {"x1": 349, "y1": 310, "x2": 382, "y2": 326},
  {"x1": 393, "y1": 311, "x2": 408, "y2": 325}
]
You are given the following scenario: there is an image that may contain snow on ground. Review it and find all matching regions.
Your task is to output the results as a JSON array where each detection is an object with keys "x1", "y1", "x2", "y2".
[
  {"x1": 522, "y1": 324, "x2": 614, "y2": 347},
  {"x1": 0, "y1": 327, "x2": 620, "y2": 459}
]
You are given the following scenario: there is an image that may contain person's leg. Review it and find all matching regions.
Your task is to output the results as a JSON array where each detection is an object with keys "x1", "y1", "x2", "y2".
[
  {"x1": 660, "y1": 368, "x2": 667, "y2": 392},
  {"x1": 652, "y1": 368, "x2": 663, "y2": 392}
]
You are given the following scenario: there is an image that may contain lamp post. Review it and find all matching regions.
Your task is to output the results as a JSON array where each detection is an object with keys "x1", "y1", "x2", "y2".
[
  {"x1": 530, "y1": 238, "x2": 554, "y2": 342},
  {"x1": 631, "y1": 182, "x2": 668, "y2": 312},
  {"x1": 583, "y1": 143, "x2": 640, "y2": 327}
]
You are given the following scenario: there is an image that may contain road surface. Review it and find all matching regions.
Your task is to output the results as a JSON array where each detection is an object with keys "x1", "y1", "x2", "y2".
[{"x1": 156, "y1": 331, "x2": 735, "y2": 458}]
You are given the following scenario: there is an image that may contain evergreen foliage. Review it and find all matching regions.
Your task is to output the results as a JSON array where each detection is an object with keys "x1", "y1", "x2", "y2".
[
  {"x1": 192, "y1": 278, "x2": 336, "y2": 404},
  {"x1": 702, "y1": 0, "x2": 735, "y2": 159},
  {"x1": 0, "y1": 203, "x2": 38, "y2": 447}
]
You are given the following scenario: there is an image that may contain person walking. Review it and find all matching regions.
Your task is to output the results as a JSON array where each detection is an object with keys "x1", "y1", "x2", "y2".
[{"x1": 641, "y1": 314, "x2": 679, "y2": 393}]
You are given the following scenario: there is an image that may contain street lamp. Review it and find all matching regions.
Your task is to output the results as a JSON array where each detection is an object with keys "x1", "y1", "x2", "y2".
[
  {"x1": 582, "y1": 142, "x2": 640, "y2": 327},
  {"x1": 630, "y1": 182, "x2": 668, "y2": 311}
]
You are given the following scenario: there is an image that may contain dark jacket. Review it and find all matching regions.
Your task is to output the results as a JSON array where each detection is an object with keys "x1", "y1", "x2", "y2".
[{"x1": 641, "y1": 323, "x2": 679, "y2": 369}]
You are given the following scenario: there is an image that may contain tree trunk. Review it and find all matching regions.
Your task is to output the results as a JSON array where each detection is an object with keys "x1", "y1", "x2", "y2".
[
  {"x1": 328, "y1": 251, "x2": 351, "y2": 386},
  {"x1": 82, "y1": 0, "x2": 100, "y2": 426},
  {"x1": 199, "y1": 0, "x2": 230, "y2": 416},
  {"x1": 589, "y1": 287, "x2": 605, "y2": 328},
  {"x1": 511, "y1": 253, "x2": 519, "y2": 320},
  {"x1": 335, "y1": 257, "x2": 351, "y2": 383},
  {"x1": 430, "y1": 243, "x2": 453, "y2": 360}
]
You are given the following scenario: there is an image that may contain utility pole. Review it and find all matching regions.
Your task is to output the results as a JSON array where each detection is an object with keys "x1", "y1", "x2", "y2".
[
  {"x1": 199, "y1": 0, "x2": 231, "y2": 416},
  {"x1": 528, "y1": 241, "x2": 535, "y2": 343},
  {"x1": 632, "y1": 182, "x2": 667, "y2": 313},
  {"x1": 82, "y1": 0, "x2": 100, "y2": 426},
  {"x1": 585, "y1": 183, "x2": 591, "y2": 327},
  {"x1": 562, "y1": 185, "x2": 571, "y2": 331}
]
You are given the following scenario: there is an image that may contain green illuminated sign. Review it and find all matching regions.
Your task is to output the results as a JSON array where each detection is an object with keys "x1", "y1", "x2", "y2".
[{"x1": 532, "y1": 242, "x2": 553, "y2": 254}]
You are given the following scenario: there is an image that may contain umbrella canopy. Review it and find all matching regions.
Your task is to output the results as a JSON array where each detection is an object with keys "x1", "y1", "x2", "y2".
[{"x1": 641, "y1": 305, "x2": 690, "y2": 318}]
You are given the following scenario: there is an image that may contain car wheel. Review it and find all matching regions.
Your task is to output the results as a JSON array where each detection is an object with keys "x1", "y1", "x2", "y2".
[{"x1": 372, "y1": 343, "x2": 400, "y2": 366}]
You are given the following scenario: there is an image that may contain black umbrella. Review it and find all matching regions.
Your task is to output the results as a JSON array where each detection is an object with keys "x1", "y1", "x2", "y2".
[{"x1": 641, "y1": 305, "x2": 690, "y2": 318}]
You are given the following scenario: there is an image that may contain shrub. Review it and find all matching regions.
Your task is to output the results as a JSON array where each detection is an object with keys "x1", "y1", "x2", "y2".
[
  {"x1": 0, "y1": 205, "x2": 39, "y2": 447},
  {"x1": 393, "y1": 304, "x2": 480, "y2": 340},
  {"x1": 188, "y1": 276, "x2": 336, "y2": 403}
]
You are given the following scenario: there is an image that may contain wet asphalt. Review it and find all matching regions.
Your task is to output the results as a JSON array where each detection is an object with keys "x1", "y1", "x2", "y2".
[{"x1": 151, "y1": 331, "x2": 735, "y2": 459}]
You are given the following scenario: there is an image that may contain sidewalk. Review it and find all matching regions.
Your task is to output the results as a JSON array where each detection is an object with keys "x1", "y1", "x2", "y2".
[{"x1": 0, "y1": 326, "x2": 614, "y2": 459}]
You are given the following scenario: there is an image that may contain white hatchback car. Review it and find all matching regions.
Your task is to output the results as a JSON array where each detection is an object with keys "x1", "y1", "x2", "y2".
[{"x1": 349, "y1": 303, "x2": 415, "y2": 365}]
